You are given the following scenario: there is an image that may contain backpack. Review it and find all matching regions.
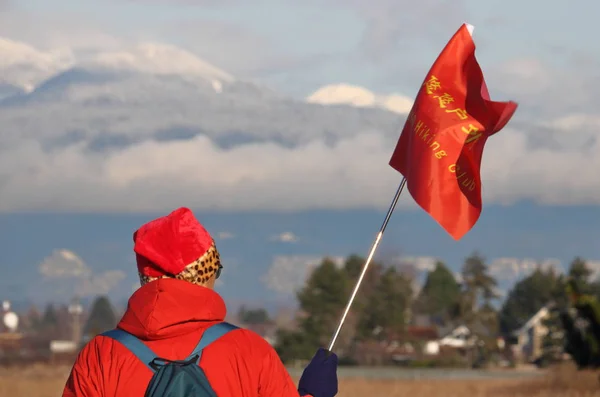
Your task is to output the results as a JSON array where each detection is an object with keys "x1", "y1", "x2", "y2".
[{"x1": 101, "y1": 322, "x2": 239, "y2": 397}]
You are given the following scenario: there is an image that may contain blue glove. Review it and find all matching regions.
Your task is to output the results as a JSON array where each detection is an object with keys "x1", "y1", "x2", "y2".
[{"x1": 298, "y1": 348, "x2": 338, "y2": 397}]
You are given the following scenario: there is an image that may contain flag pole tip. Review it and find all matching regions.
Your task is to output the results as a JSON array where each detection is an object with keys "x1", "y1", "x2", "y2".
[{"x1": 465, "y1": 23, "x2": 475, "y2": 36}]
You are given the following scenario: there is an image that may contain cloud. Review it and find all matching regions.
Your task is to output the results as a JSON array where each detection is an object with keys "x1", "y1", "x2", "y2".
[
  {"x1": 585, "y1": 260, "x2": 600, "y2": 281},
  {"x1": 307, "y1": 83, "x2": 413, "y2": 114},
  {"x1": 167, "y1": 10, "x2": 355, "y2": 86},
  {"x1": 37, "y1": 249, "x2": 126, "y2": 297},
  {"x1": 75, "y1": 270, "x2": 127, "y2": 296},
  {"x1": 0, "y1": 7, "x2": 305, "y2": 83},
  {"x1": 454, "y1": 272, "x2": 463, "y2": 283},
  {"x1": 393, "y1": 255, "x2": 592, "y2": 288},
  {"x1": 388, "y1": 255, "x2": 452, "y2": 297},
  {"x1": 262, "y1": 255, "x2": 344, "y2": 295},
  {"x1": 395, "y1": 256, "x2": 438, "y2": 273},
  {"x1": 154, "y1": 19, "x2": 286, "y2": 78},
  {"x1": 493, "y1": 286, "x2": 507, "y2": 299},
  {"x1": 0, "y1": 38, "x2": 75, "y2": 92},
  {"x1": 488, "y1": 258, "x2": 563, "y2": 281},
  {"x1": 262, "y1": 254, "x2": 600, "y2": 301},
  {"x1": 121, "y1": 0, "x2": 249, "y2": 4},
  {"x1": 0, "y1": 10, "x2": 124, "y2": 51},
  {"x1": 3, "y1": 116, "x2": 596, "y2": 212},
  {"x1": 270, "y1": 232, "x2": 299, "y2": 243},
  {"x1": 216, "y1": 231, "x2": 235, "y2": 240},
  {"x1": 492, "y1": 58, "x2": 553, "y2": 97},
  {"x1": 0, "y1": 38, "x2": 598, "y2": 213},
  {"x1": 487, "y1": 257, "x2": 600, "y2": 284},
  {"x1": 39, "y1": 249, "x2": 91, "y2": 278},
  {"x1": 303, "y1": 0, "x2": 469, "y2": 61}
]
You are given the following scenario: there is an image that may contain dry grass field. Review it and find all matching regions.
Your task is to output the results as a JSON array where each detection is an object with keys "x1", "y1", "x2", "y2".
[{"x1": 0, "y1": 362, "x2": 597, "y2": 396}]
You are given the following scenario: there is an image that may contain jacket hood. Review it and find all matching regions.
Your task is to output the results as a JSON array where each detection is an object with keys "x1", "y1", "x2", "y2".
[{"x1": 118, "y1": 278, "x2": 227, "y2": 340}]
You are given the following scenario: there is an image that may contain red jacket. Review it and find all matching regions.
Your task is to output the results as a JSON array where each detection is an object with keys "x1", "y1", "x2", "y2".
[{"x1": 63, "y1": 278, "x2": 306, "y2": 397}]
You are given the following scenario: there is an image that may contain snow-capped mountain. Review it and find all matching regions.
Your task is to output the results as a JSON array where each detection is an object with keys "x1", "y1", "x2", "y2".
[
  {"x1": 1, "y1": 41, "x2": 249, "y2": 106},
  {"x1": 87, "y1": 43, "x2": 235, "y2": 84},
  {"x1": 307, "y1": 83, "x2": 414, "y2": 115},
  {"x1": 0, "y1": 38, "x2": 404, "y2": 152},
  {"x1": 0, "y1": 38, "x2": 75, "y2": 94},
  {"x1": 79, "y1": 42, "x2": 237, "y2": 96}
]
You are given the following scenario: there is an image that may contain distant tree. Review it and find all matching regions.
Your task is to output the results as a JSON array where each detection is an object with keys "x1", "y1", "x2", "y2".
[
  {"x1": 542, "y1": 299, "x2": 568, "y2": 364},
  {"x1": 274, "y1": 328, "x2": 314, "y2": 364},
  {"x1": 416, "y1": 261, "x2": 461, "y2": 322},
  {"x1": 498, "y1": 268, "x2": 562, "y2": 335},
  {"x1": 238, "y1": 306, "x2": 271, "y2": 325},
  {"x1": 343, "y1": 255, "x2": 384, "y2": 340},
  {"x1": 380, "y1": 268, "x2": 412, "y2": 332},
  {"x1": 296, "y1": 258, "x2": 350, "y2": 344},
  {"x1": 343, "y1": 255, "x2": 383, "y2": 308},
  {"x1": 357, "y1": 267, "x2": 412, "y2": 339},
  {"x1": 457, "y1": 252, "x2": 499, "y2": 329},
  {"x1": 592, "y1": 281, "x2": 600, "y2": 303},
  {"x1": 26, "y1": 305, "x2": 42, "y2": 331},
  {"x1": 568, "y1": 257, "x2": 593, "y2": 294},
  {"x1": 84, "y1": 296, "x2": 117, "y2": 337},
  {"x1": 478, "y1": 302, "x2": 499, "y2": 337},
  {"x1": 275, "y1": 258, "x2": 350, "y2": 362},
  {"x1": 41, "y1": 304, "x2": 59, "y2": 329},
  {"x1": 343, "y1": 255, "x2": 365, "y2": 281}
]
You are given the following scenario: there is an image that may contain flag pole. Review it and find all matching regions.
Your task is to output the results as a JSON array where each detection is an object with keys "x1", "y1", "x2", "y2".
[{"x1": 327, "y1": 177, "x2": 407, "y2": 352}]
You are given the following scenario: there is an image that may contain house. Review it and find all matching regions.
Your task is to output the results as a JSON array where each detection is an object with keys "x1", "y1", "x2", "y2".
[
  {"x1": 438, "y1": 325, "x2": 477, "y2": 349},
  {"x1": 511, "y1": 305, "x2": 551, "y2": 363},
  {"x1": 351, "y1": 326, "x2": 440, "y2": 365},
  {"x1": 419, "y1": 325, "x2": 477, "y2": 357}
]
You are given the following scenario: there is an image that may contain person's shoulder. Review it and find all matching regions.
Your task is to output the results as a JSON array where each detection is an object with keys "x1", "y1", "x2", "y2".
[
  {"x1": 227, "y1": 325, "x2": 270, "y2": 343},
  {"x1": 222, "y1": 324, "x2": 276, "y2": 353},
  {"x1": 75, "y1": 332, "x2": 123, "y2": 363},
  {"x1": 69, "y1": 334, "x2": 113, "y2": 374}
]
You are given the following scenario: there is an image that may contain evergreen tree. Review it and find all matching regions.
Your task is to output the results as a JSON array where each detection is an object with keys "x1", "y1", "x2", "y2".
[
  {"x1": 84, "y1": 296, "x2": 117, "y2": 337},
  {"x1": 26, "y1": 305, "x2": 42, "y2": 331},
  {"x1": 568, "y1": 257, "x2": 593, "y2": 294},
  {"x1": 356, "y1": 267, "x2": 411, "y2": 339},
  {"x1": 592, "y1": 280, "x2": 600, "y2": 302},
  {"x1": 542, "y1": 299, "x2": 568, "y2": 364},
  {"x1": 238, "y1": 306, "x2": 270, "y2": 325},
  {"x1": 498, "y1": 267, "x2": 561, "y2": 335},
  {"x1": 274, "y1": 328, "x2": 315, "y2": 364},
  {"x1": 41, "y1": 303, "x2": 59, "y2": 329},
  {"x1": 416, "y1": 261, "x2": 461, "y2": 322},
  {"x1": 343, "y1": 255, "x2": 384, "y2": 340},
  {"x1": 459, "y1": 252, "x2": 498, "y2": 327},
  {"x1": 275, "y1": 258, "x2": 350, "y2": 362},
  {"x1": 296, "y1": 258, "x2": 350, "y2": 343},
  {"x1": 461, "y1": 252, "x2": 498, "y2": 307},
  {"x1": 343, "y1": 255, "x2": 383, "y2": 312}
]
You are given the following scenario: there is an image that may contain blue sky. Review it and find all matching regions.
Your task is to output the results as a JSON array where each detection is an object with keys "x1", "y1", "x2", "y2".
[{"x1": 0, "y1": 0, "x2": 598, "y2": 312}]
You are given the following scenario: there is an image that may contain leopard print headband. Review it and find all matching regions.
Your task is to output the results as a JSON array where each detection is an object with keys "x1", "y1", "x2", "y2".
[{"x1": 139, "y1": 242, "x2": 222, "y2": 286}]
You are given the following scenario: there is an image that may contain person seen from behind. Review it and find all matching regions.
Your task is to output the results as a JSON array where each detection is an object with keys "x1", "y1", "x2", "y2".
[{"x1": 62, "y1": 207, "x2": 338, "y2": 397}]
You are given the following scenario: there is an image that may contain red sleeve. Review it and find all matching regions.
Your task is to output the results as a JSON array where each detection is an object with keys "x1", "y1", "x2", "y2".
[
  {"x1": 62, "y1": 339, "x2": 104, "y2": 397},
  {"x1": 258, "y1": 346, "x2": 311, "y2": 397}
]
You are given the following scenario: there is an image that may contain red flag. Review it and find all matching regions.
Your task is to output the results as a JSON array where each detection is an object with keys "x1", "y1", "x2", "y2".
[{"x1": 389, "y1": 24, "x2": 518, "y2": 240}]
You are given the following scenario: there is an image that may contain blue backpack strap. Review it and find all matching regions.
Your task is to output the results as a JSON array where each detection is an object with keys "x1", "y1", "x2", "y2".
[
  {"x1": 101, "y1": 329, "x2": 157, "y2": 372},
  {"x1": 187, "y1": 322, "x2": 239, "y2": 363}
]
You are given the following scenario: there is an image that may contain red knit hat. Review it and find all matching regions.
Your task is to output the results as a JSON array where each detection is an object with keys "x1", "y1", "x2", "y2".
[{"x1": 134, "y1": 207, "x2": 222, "y2": 285}]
